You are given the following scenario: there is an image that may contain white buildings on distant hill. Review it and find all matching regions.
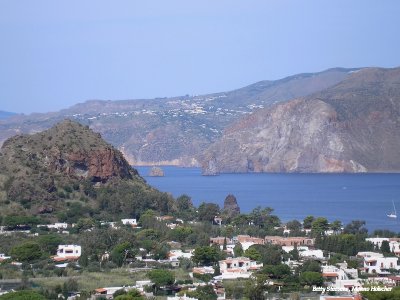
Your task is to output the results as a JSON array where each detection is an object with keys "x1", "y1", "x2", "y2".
[{"x1": 357, "y1": 251, "x2": 400, "y2": 274}]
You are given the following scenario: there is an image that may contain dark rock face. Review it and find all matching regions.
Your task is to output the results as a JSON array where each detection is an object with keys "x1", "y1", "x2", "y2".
[
  {"x1": 223, "y1": 194, "x2": 240, "y2": 219},
  {"x1": 201, "y1": 67, "x2": 400, "y2": 173}
]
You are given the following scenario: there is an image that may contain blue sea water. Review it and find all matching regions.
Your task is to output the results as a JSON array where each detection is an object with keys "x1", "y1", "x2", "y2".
[{"x1": 136, "y1": 166, "x2": 400, "y2": 232}]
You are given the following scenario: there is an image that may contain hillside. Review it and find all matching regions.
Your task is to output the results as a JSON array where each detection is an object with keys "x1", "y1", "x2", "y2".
[
  {"x1": 0, "y1": 120, "x2": 175, "y2": 221},
  {"x1": 0, "y1": 68, "x2": 356, "y2": 166},
  {"x1": 200, "y1": 67, "x2": 400, "y2": 173}
]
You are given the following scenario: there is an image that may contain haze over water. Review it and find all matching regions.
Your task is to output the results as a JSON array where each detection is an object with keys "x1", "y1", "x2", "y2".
[{"x1": 137, "y1": 166, "x2": 400, "y2": 232}]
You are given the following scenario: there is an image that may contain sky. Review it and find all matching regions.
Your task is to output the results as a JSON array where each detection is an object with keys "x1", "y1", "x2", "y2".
[{"x1": 0, "y1": 1, "x2": 399, "y2": 114}]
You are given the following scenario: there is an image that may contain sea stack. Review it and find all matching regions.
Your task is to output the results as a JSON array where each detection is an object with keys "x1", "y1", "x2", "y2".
[
  {"x1": 149, "y1": 166, "x2": 164, "y2": 177},
  {"x1": 223, "y1": 194, "x2": 240, "y2": 219}
]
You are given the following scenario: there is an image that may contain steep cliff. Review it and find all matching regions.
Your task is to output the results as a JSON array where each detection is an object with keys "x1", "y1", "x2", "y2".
[{"x1": 200, "y1": 67, "x2": 400, "y2": 173}]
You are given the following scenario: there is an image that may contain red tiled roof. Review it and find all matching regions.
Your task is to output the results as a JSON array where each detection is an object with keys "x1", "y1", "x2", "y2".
[{"x1": 322, "y1": 272, "x2": 339, "y2": 277}]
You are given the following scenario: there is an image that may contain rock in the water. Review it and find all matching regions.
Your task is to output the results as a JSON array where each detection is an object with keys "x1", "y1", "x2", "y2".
[
  {"x1": 149, "y1": 166, "x2": 164, "y2": 177},
  {"x1": 223, "y1": 194, "x2": 240, "y2": 219}
]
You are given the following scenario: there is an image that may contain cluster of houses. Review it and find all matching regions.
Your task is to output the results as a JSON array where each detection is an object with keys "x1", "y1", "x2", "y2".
[{"x1": 3, "y1": 215, "x2": 400, "y2": 300}]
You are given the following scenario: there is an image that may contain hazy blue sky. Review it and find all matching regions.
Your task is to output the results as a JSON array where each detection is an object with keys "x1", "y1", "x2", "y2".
[{"x1": 1, "y1": 1, "x2": 399, "y2": 114}]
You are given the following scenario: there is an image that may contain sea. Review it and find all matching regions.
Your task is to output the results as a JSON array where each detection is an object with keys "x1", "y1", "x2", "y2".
[{"x1": 135, "y1": 166, "x2": 400, "y2": 233}]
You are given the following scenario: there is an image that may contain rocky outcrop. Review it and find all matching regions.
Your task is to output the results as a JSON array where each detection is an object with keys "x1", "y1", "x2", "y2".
[
  {"x1": 149, "y1": 166, "x2": 164, "y2": 177},
  {"x1": 200, "y1": 67, "x2": 400, "y2": 173},
  {"x1": 223, "y1": 194, "x2": 240, "y2": 219},
  {"x1": 1, "y1": 120, "x2": 136, "y2": 183},
  {"x1": 0, "y1": 119, "x2": 176, "y2": 218}
]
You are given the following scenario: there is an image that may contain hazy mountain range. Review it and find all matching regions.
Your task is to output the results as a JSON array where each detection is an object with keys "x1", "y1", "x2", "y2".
[
  {"x1": 1, "y1": 66, "x2": 399, "y2": 173},
  {"x1": 0, "y1": 68, "x2": 357, "y2": 167}
]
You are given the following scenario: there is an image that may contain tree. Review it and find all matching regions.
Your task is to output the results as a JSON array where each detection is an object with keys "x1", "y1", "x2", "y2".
[
  {"x1": 300, "y1": 260, "x2": 321, "y2": 273},
  {"x1": 114, "y1": 289, "x2": 145, "y2": 300},
  {"x1": 303, "y1": 216, "x2": 315, "y2": 229},
  {"x1": 198, "y1": 202, "x2": 220, "y2": 222},
  {"x1": 234, "y1": 243, "x2": 244, "y2": 257},
  {"x1": 192, "y1": 246, "x2": 221, "y2": 266},
  {"x1": 311, "y1": 217, "x2": 329, "y2": 236},
  {"x1": 11, "y1": 241, "x2": 43, "y2": 262},
  {"x1": 261, "y1": 264, "x2": 291, "y2": 279},
  {"x1": 176, "y1": 194, "x2": 194, "y2": 211},
  {"x1": 232, "y1": 214, "x2": 250, "y2": 227},
  {"x1": 381, "y1": 240, "x2": 391, "y2": 255},
  {"x1": 175, "y1": 195, "x2": 196, "y2": 221},
  {"x1": 299, "y1": 271, "x2": 323, "y2": 286},
  {"x1": 249, "y1": 206, "x2": 280, "y2": 228},
  {"x1": 147, "y1": 269, "x2": 175, "y2": 294},
  {"x1": 343, "y1": 220, "x2": 368, "y2": 235},
  {"x1": 250, "y1": 244, "x2": 282, "y2": 265},
  {"x1": 192, "y1": 285, "x2": 217, "y2": 300},
  {"x1": 289, "y1": 244, "x2": 300, "y2": 261},
  {"x1": 286, "y1": 220, "x2": 302, "y2": 232},
  {"x1": 244, "y1": 273, "x2": 269, "y2": 300},
  {"x1": 244, "y1": 247, "x2": 262, "y2": 261},
  {"x1": 111, "y1": 242, "x2": 132, "y2": 267},
  {"x1": 330, "y1": 220, "x2": 342, "y2": 231},
  {"x1": 38, "y1": 234, "x2": 63, "y2": 255}
]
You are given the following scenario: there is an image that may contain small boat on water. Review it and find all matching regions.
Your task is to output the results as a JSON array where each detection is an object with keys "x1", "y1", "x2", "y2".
[{"x1": 387, "y1": 200, "x2": 397, "y2": 218}]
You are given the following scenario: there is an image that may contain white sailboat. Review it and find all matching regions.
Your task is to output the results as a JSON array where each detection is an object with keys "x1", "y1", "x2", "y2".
[{"x1": 387, "y1": 200, "x2": 397, "y2": 218}]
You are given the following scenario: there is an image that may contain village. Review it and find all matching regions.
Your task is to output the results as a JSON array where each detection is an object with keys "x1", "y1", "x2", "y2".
[{"x1": 1, "y1": 205, "x2": 400, "y2": 300}]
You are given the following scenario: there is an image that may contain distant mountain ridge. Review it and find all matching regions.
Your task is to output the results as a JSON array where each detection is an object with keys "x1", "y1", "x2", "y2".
[
  {"x1": 0, "y1": 68, "x2": 357, "y2": 166},
  {"x1": 200, "y1": 67, "x2": 400, "y2": 173}
]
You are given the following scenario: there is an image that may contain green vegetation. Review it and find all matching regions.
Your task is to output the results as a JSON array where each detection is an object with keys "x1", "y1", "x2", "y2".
[{"x1": 0, "y1": 290, "x2": 46, "y2": 300}]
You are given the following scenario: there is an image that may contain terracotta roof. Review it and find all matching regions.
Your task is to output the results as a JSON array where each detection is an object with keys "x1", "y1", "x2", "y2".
[
  {"x1": 95, "y1": 288, "x2": 107, "y2": 293},
  {"x1": 53, "y1": 256, "x2": 80, "y2": 262},
  {"x1": 322, "y1": 272, "x2": 339, "y2": 277}
]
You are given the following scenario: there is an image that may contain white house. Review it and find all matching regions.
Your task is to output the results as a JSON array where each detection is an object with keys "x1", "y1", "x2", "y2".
[
  {"x1": 121, "y1": 219, "x2": 137, "y2": 226},
  {"x1": 0, "y1": 253, "x2": 11, "y2": 261},
  {"x1": 53, "y1": 245, "x2": 81, "y2": 261},
  {"x1": 219, "y1": 257, "x2": 263, "y2": 273},
  {"x1": 322, "y1": 264, "x2": 362, "y2": 290},
  {"x1": 282, "y1": 246, "x2": 324, "y2": 259},
  {"x1": 358, "y1": 251, "x2": 400, "y2": 274},
  {"x1": 366, "y1": 237, "x2": 400, "y2": 255},
  {"x1": 168, "y1": 249, "x2": 193, "y2": 260}
]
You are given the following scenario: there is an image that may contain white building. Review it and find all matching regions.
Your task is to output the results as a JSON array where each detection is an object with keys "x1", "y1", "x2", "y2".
[
  {"x1": 121, "y1": 219, "x2": 137, "y2": 226},
  {"x1": 366, "y1": 237, "x2": 400, "y2": 255},
  {"x1": 282, "y1": 246, "x2": 324, "y2": 259},
  {"x1": 0, "y1": 253, "x2": 11, "y2": 261},
  {"x1": 322, "y1": 264, "x2": 361, "y2": 290},
  {"x1": 168, "y1": 249, "x2": 193, "y2": 260},
  {"x1": 219, "y1": 257, "x2": 263, "y2": 273},
  {"x1": 54, "y1": 245, "x2": 81, "y2": 261},
  {"x1": 358, "y1": 251, "x2": 400, "y2": 274},
  {"x1": 38, "y1": 223, "x2": 69, "y2": 230}
]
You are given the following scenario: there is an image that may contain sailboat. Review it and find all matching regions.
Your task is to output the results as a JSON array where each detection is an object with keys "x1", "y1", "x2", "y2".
[{"x1": 387, "y1": 200, "x2": 397, "y2": 218}]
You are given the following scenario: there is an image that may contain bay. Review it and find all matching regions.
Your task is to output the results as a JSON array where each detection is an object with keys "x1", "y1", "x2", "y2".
[{"x1": 136, "y1": 166, "x2": 400, "y2": 232}]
